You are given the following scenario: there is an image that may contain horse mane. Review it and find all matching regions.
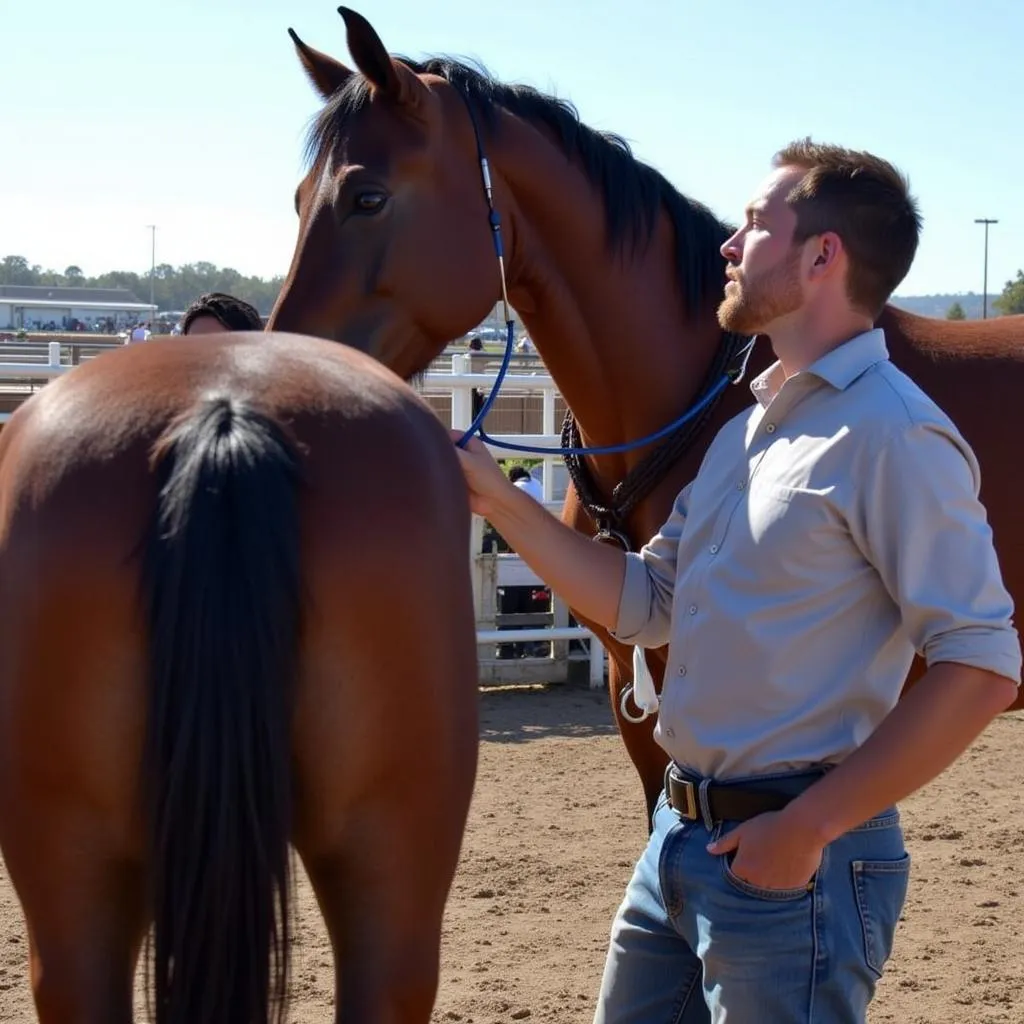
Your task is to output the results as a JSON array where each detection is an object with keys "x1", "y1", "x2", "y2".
[{"x1": 306, "y1": 55, "x2": 734, "y2": 320}]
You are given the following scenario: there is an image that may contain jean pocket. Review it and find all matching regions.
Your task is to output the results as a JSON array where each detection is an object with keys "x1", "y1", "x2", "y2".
[
  {"x1": 721, "y1": 851, "x2": 814, "y2": 902},
  {"x1": 852, "y1": 853, "x2": 911, "y2": 977}
]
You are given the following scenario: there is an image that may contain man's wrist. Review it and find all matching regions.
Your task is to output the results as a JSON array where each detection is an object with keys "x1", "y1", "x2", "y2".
[
  {"x1": 485, "y1": 482, "x2": 543, "y2": 533},
  {"x1": 779, "y1": 788, "x2": 842, "y2": 848}
]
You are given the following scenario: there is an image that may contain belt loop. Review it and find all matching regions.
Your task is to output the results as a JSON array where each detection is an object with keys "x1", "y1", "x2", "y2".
[{"x1": 698, "y1": 778, "x2": 714, "y2": 831}]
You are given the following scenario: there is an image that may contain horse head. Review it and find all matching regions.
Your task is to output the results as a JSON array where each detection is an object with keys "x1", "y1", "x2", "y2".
[{"x1": 269, "y1": 8, "x2": 503, "y2": 380}]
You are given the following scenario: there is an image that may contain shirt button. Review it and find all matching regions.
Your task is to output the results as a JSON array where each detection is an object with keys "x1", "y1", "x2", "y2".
[
  {"x1": 678, "y1": 665, "x2": 687, "y2": 677},
  {"x1": 765, "y1": 423, "x2": 776, "y2": 434},
  {"x1": 736, "y1": 480, "x2": 746, "y2": 491},
  {"x1": 709, "y1": 544, "x2": 719, "y2": 554},
  {"x1": 664, "y1": 727, "x2": 676, "y2": 738},
  {"x1": 689, "y1": 604, "x2": 698, "y2": 615}
]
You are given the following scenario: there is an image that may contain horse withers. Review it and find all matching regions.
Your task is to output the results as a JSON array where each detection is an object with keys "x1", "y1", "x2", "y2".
[
  {"x1": 270, "y1": 7, "x2": 1024, "y2": 826},
  {"x1": 0, "y1": 331, "x2": 479, "y2": 1023}
]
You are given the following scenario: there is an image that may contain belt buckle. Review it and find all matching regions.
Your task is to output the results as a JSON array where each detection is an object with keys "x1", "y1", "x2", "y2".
[{"x1": 672, "y1": 776, "x2": 698, "y2": 821}]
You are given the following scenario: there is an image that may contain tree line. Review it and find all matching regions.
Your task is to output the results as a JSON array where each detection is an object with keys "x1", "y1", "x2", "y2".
[
  {"x1": 3, "y1": 253, "x2": 1022, "y2": 323},
  {"x1": 0, "y1": 255, "x2": 284, "y2": 317},
  {"x1": 946, "y1": 272, "x2": 1024, "y2": 319}
]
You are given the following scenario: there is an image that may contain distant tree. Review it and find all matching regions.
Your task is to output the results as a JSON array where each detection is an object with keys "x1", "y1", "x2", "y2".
[
  {"x1": 0, "y1": 254, "x2": 285, "y2": 315},
  {"x1": 0, "y1": 255, "x2": 34, "y2": 285},
  {"x1": 946, "y1": 301, "x2": 966, "y2": 320},
  {"x1": 993, "y1": 270, "x2": 1024, "y2": 316}
]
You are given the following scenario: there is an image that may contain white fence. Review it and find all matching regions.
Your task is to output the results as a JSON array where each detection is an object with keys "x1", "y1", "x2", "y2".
[
  {"x1": 0, "y1": 342, "x2": 609, "y2": 688},
  {"x1": 422, "y1": 352, "x2": 607, "y2": 688}
]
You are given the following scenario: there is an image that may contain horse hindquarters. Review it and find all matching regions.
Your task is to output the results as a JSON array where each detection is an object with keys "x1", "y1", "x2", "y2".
[{"x1": 142, "y1": 395, "x2": 303, "y2": 1024}]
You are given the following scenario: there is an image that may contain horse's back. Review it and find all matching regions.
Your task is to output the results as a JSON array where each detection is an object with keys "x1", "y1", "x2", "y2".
[{"x1": 878, "y1": 308, "x2": 1024, "y2": 710}]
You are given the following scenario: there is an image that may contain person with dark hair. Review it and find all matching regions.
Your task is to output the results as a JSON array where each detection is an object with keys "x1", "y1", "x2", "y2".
[
  {"x1": 507, "y1": 464, "x2": 543, "y2": 503},
  {"x1": 452, "y1": 140, "x2": 1020, "y2": 1022},
  {"x1": 181, "y1": 293, "x2": 264, "y2": 335}
]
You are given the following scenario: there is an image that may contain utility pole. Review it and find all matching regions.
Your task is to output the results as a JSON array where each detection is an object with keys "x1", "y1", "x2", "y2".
[
  {"x1": 147, "y1": 225, "x2": 157, "y2": 318},
  {"x1": 974, "y1": 218, "x2": 998, "y2": 319}
]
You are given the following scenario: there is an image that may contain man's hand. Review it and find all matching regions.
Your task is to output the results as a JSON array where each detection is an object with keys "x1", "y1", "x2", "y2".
[
  {"x1": 707, "y1": 810, "x2": 825, "y2": 891},
  {"x1": 450, "y1": 429, "x2": 519, "y2": 518}
]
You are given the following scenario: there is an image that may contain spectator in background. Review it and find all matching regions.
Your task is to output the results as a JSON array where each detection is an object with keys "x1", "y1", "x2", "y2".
[
  {"x1": 509, "y1": 464, "x2": 543, "y2": 503},
  {"x1": 128, "y1": 322, "x2": 151, "y2": 343},
  {"x1": 181, "y1": 293, "x2": 263, "y2": 335}
]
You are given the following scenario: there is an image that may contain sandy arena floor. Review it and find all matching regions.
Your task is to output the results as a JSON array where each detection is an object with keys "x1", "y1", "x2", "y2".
[{"x1": 1, "y1": 683, "x2": 1022, "y2": 1022}]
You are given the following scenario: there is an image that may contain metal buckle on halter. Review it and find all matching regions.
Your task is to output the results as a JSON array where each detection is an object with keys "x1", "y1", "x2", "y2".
[
  {"x1": 592, "y1": 522, "x2": 631, "y2": 552},
  {"x1": 725, "y1": 335, "x2": 758, "y2": 385}
]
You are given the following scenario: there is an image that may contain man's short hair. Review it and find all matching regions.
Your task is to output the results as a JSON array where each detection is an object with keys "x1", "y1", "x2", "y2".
[
  {"x1": 773, "y1": 138, "x2": 923, "y2": 318},
  {"x1": 181, "y1": 292, "x2": 264, "y2": 333}
]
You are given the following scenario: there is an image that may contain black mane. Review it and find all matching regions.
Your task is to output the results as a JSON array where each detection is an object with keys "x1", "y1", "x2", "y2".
[{"x1": 306, "y1": 55, "x2": 733, "y2": 320}]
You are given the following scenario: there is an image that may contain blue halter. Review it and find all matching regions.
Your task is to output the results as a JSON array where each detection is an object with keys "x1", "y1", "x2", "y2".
[{"x1": 452, "y1": 93, "x2": 756, "y2": 457}]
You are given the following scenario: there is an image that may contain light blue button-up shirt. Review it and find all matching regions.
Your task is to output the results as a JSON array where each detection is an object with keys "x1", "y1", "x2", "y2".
[{"x1": 613, "y1": 329, "x2": 1021, "y2": 779}]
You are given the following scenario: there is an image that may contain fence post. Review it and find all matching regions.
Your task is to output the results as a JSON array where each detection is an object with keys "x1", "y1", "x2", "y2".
[
  {"x1": 451, "y1": 353, "x2": 497, "y2": 660},
  {"x1": 589, "y1": 636, "x2": 606, "y2": 689},
  {"x1": 47, "y1": 342, "x2": 62, "y2": 368},
  {"x1": 541, "y1": 386, "x2": 556, "y2": 503}
]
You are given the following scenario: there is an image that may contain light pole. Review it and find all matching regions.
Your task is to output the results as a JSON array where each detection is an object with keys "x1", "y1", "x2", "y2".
[
  {"x1": 146, "y1": 225, "x2": 157, "y2": 319},
  {"x1": 974, "y1": 218, "x2": 998, "y2": 319}
]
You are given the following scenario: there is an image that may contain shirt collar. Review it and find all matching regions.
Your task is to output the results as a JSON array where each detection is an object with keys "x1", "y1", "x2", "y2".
[{"x1": 749, "y1": 328, "x2": 889, "y2": 408}]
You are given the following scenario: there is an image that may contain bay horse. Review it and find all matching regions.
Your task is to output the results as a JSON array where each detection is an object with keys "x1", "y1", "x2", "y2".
[
  {"x1": 271, "y1": 8, "x2": 1024, "y2": 824},
  {"x1": 0, "y1": 331, "x2": 479, "y2": 1022}
]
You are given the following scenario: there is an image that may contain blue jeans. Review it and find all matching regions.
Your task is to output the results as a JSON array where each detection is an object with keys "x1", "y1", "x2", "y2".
[{"x1": 594, "y1": 767, "x2": 910, "y2": 1023}]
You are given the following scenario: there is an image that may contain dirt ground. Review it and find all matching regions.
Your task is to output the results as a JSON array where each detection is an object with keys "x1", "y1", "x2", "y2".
[{"x1": 1, "y1": 683, "x2": 1022, "y2": 1023}]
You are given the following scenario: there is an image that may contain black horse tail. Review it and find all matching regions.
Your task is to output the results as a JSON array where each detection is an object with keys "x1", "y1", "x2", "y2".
[{"x1": 142, "y1": 394, "x2": 303, "y2": 1024}]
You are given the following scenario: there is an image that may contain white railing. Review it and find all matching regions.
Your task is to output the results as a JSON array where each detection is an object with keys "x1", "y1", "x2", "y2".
[
  {"x1": 0, "y1": 344, "x2": 608, "y2": 688},
  {"x1": 424, "y1": 353, "x2": 607, "y2": 688}
]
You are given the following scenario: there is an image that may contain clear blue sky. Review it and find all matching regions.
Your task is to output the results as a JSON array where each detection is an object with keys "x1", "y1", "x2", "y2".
[{"x1": 3, "y1": 0, "x2": 1020, "y2": 297}]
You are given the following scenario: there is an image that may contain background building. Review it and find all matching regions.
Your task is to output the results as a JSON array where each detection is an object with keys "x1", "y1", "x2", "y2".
[{"x1": 0, "y1": 285, "x2": 157, "y2": 331}]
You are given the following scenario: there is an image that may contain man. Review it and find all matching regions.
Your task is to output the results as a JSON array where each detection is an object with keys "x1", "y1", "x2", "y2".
[
  {"x1": 181, "y1": 292, "x2": 263, "y2": 335},
  {"x1": 451, "y1": 139, "x2": 1021, "y2": 1023},
  {"x1": 128, "y1": 321, "x2": 151, "y2": 343},
  {"x1": 508, "y1": 464, "x2": 544, "y2": 503}
]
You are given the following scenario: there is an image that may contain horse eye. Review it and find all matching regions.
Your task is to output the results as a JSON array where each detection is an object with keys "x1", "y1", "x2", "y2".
[{"x1": 354, "y1": 192, "x2": 387, "y2": 214}]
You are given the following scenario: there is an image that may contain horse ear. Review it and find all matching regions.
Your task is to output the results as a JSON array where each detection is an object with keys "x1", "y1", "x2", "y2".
[
  {"x1": 288, "y1": 28, "x2": 353, "y2": 99},
  {"x1": 337, "y1": 6, "x2": 425, "y2": 108}
]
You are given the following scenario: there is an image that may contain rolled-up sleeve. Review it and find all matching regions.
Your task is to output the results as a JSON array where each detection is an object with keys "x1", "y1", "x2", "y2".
[
  {"x1": 611, "y1": 481, "x2": 692, "y2": 648},
  {"x1": 850, "y1": 420, "x2": 1021, "y2": 685}
]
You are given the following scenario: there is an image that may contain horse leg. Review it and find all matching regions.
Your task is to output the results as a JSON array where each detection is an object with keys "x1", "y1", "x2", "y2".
[
  {"x1": 293, "y1": 651, "x2": 476, "y2": 1023},
  {"x1": 559, "y1": 492, "x2": 670, "y2": 827},
  {"x1": 607, "y1": 654, "x2": 671, "y2": 825},
  {"x1": 0, "y1": 571, "x2": 148, "y2": 1023},
  {"x1": 291, "y1": 479, "x2": 477, "y2": 1023},
  {"x1": 2, "y1": 830, "x2": 146, "y2": 1023},
  {"x1": 297, "y1": 818, "x2": 456, "y2": 1024}
]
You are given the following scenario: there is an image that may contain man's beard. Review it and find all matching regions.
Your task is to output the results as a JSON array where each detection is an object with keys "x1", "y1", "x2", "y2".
[{"x1": 717, "y1": 247, "x2": 803, "y2": 335}]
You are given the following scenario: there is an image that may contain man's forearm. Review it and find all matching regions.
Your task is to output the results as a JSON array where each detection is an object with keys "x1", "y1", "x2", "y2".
[
  {"x1": 485, "y1": 490, "x2": 627, "y2": 631},
  {"x1": 782, "y1": 662, "x2": 1018, "y2": 845}
]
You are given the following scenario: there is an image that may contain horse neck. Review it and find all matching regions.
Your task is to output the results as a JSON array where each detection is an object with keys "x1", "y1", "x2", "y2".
[{"x1": 496, "y1": 116, "x2": 725, "y2": 481}]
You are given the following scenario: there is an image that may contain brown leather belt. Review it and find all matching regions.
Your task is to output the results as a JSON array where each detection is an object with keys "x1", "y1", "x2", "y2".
[{"x1": 667, "y1": 770, "x2": 795, "y2": 824}]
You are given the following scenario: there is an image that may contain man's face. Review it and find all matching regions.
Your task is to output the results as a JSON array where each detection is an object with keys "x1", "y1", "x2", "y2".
[
  {"x1": 184, "y1": 315, "x2": 229, "y2": 336},
  {"x1": 717, "y1": 165, "x2": 807, "y2": 335}
]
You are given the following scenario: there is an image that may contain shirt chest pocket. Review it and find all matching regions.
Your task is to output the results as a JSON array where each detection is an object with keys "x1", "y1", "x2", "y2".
[{"x1": 739, "y1": 483, "x2": 855, "y2": 574}]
